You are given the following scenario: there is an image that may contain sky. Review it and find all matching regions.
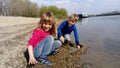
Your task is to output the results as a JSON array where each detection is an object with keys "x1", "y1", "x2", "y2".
[{"x1": 30, "y1": 0, "x2": 120, "y2": 15}]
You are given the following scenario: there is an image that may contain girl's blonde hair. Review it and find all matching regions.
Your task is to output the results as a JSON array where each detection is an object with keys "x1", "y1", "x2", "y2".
[
  {"x1": 37, "y1": 12, "x2": 56, "y2": 37},
  {"x1": 68, "y1": 14, "x2": 79, "y2": 23}
]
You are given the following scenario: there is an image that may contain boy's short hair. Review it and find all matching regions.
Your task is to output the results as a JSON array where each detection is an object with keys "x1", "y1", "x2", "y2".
[{"x1": 68, "y1": 14, "x2": 79, "y2": 23}]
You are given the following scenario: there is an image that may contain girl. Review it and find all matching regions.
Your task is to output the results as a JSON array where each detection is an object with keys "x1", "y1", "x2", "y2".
[
  {"x1": 27, "y1": 12, "x2": 62, "y2": 66},
  {"x1": 57, "y1": 14, "x2": 83, "y2": 49}
]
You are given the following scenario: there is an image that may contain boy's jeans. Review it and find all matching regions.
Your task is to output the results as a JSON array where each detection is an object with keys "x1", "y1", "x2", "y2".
[
  {"x1": 33, "y1": 35, "x2": 62, "y2": 58},
  {"x1": 64, "y1": 34, "x2": 71, "y2": 41}
]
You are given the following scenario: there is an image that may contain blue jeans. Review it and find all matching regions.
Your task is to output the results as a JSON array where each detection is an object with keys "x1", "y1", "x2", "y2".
[
  {"x1": 64, "y1": 34, "x2": 71, "y2": 41},
  {"x1": 33, "y1": 35, "x2": 62, "y2": 58}
]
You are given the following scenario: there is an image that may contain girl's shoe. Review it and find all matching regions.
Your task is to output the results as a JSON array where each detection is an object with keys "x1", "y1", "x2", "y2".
[
  {"x1": 37, "y1": 57, "x2": 52, "y2": 66},
  {"x1": 49, "y1": 51, "x2": 56, "y2": 55}
]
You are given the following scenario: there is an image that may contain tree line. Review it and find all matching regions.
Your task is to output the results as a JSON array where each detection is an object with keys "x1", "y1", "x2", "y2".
[
  {"x1": 89, "y1": 11, "x2": 120, "y2": 17},
  {"x1": 96, "y1": 11, "x2": 120, "y2": 16},
  {"x1": 0, "y1": 0, "x2": 68, "y2": 19}
]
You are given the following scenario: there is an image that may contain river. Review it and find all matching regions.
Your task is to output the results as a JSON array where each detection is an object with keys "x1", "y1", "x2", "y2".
[{"x1": 76, "y1": 15, "x2": 120, "y2": 68}]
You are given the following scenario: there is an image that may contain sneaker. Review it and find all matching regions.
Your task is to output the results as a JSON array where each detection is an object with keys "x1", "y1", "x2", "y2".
[
  {"x1": 37, "y1": 57, "x2": 52, "y2": 66},
  {"x1": 79, "y1": 44, "x2": 83, "y2": 48},
  {"x1": 64, "y1": 39, "x2": 69, "y2": 44}
]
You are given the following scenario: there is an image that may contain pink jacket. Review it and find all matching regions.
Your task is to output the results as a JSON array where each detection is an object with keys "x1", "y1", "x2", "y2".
[{"x1": 28, "y1": 29, "x2": 50, "y2": 48}]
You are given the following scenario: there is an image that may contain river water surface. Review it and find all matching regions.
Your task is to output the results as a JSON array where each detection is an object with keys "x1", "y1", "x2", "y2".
[{"x1": 76, "y1": 15, "x2": 120, "y2": 68}]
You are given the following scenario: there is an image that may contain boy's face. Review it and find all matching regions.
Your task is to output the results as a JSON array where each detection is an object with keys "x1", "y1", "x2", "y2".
[{"x1": 68, "y1": 19, "x2": 76, "y2": 26}]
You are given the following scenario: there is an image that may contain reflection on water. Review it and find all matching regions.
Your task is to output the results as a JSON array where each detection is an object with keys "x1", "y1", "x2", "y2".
[{"x1": 76, "y1": 15, "x2": 120, "y2": 68}]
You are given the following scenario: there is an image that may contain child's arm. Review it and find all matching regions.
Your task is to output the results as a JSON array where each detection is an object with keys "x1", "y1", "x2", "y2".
[
  {"x1": 28, "y1": 45, "x2": 38, "y2": 64},
  {"x1": 58, "y1": 21, "x2": 66, "y2": 43},
  {"x1": 59, "y1": 36, "x2": 65, "y2": 43},
  {"x1": 73, "y1": 26, "x2": 80, "y2": 45}
]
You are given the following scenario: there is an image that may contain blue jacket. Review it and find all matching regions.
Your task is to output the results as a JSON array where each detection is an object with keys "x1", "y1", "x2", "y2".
[{"x1": 57, "y1": 20, "x2": 80, "y2": 45}]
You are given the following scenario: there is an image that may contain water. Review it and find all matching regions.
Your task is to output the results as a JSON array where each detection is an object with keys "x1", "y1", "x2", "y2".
[{"x1": 76, "y1": 15, "x2": 120, "y2": 68}]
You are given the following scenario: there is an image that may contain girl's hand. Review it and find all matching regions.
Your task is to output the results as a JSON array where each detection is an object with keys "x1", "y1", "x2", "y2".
[
  {"x1": 28, "y1": 56, "x2": 38, "y2": 65},
  {"x1": 60, "y1": 36, "x2": 65, "y2": 43}
]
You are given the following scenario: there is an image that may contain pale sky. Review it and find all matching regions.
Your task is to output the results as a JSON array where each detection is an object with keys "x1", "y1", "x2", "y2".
[{"x1": 30, "y1": 0, "x2": 120, "y2": 15}]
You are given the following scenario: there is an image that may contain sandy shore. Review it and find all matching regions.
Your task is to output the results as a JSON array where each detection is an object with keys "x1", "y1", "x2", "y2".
[
  {"x1": 0, "y1": 16, "x2": 88, "y2": 68},
  {"x1": 0, "y1": 16, "x2": 39, "y2": 26},
  {"x1": 0, "y1": 16, "x2": 40, "y2": 68},
  {"x1": 0, "y1": 16, "x2": 40, "y2": 42}
]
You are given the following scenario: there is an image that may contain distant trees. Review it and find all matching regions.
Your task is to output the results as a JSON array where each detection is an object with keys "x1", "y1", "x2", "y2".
[
  {"x1": 7, "y1": 0, "x2": 39, "y2": 17},
  {"x1": 0, "y1": 0, "x2": 68, "y2": 19},
  {"x1": 0, "y1": 0, "x2": 9, "y2": 16},
  {"x1": 0, "y1": 2, "x2": 2, "y2": 15},
  {"x1": 39, "y1": 5, "x2": 68, "y2": 19},
  {"x1": 100, "y1": 11, "x2": 120, "y2": 15},
  {"x1": 90, "y1": 11, "x2": 120, "y2": 17}
]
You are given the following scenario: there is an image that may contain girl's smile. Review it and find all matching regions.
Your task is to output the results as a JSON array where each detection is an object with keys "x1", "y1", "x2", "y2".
[{"x1": 43, "y1": 23, "x2": 52, "y2": 31}]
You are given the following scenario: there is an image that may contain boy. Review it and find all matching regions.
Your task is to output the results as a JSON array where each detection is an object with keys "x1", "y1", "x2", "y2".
[{"x1": 57, "y1": 14, "x2": 83, "y2": 49}]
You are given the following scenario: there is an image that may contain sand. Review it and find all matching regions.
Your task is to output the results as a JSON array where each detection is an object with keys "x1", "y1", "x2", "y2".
[{"x1": 0, "y1": 16, "x2": 39, "y2": 68}]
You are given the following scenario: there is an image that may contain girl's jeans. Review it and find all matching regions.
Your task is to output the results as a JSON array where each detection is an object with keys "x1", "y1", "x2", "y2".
[{"x1": 33, "y1": 35, "x2": 62, "y2": 58}]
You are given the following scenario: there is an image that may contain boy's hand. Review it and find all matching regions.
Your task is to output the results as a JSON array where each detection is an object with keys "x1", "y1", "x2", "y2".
[
  {"x1": 60, "y1": 36, "x2": 65, "y2": 43},
  {"x1": 77, "y1": 45, "x2": 81, "y2": 49},
  {"x1": 77, "y1": 44, "x2": 83, "y2": 49}
]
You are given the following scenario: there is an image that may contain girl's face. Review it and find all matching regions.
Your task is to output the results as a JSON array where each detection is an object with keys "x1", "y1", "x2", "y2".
[{"x1": 42, "y1": 22, "x2": 52, "y2": 32}]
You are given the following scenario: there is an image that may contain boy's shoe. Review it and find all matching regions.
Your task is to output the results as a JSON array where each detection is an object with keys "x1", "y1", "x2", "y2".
[
  {"x1": 79, "y1": 44, "x2": 83, "y2": 48},
  {"x1": 64, "y1": 39, "x2": 69, "y2": 44},
  {"x1": 37, "y1": 57, "x2": 52, "y2": 66}
]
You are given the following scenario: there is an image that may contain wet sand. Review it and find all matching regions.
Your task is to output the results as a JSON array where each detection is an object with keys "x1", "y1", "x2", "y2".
[{"x1": 0, "y1": 16, "x2": 88, "y2": 68}]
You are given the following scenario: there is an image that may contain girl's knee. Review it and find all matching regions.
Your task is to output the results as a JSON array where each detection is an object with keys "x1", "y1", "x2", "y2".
[
  {"x1": 46, "y1": 35, "x2": 54, "y2": 41},
  {"x1": 55, "y1": 40, "x2": 62, "y2": 47}
]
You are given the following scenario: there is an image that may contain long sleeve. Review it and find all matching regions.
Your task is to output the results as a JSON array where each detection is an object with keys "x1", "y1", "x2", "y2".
[
  {"x1": 73, "y1": 25, "x2": 80, "y2": 45},
  {"x1": 57, "y1": 21, "x2": 66, "y2": 37},
  {"x1": 28, "y1": 29, "x2": 39, "y2": 47}
]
